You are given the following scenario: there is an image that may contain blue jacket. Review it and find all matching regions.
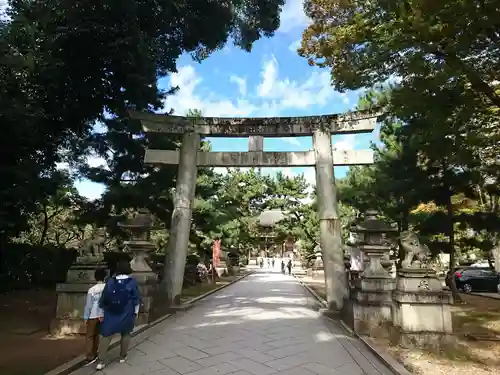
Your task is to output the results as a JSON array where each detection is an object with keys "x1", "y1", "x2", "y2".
[{"x1": 99, "y1": 275, "x2": 140, "y2": 337}]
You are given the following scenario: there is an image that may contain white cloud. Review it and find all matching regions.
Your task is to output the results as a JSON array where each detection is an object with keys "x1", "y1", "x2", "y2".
[
  {"x1": 303, "y1": 167, "x2": 316, "y2": 193},
  {"x1": 0, "y1": 0, "x2": 9, "y2": 20},
  {"x1": 165, "y1": 66, "x2": 256, "y2": 116},
  {"x1": 288, "y1": 39, "x2": 301, "y2": 53},
  {"x1": 333, "y1": 135, "x2": 357, "y2": 151},
  {"x1": 257, "y1": 56, "x2": 279, "y2": 97},
  {"x1": 164, "y1": 56, "x2": 348, "y2": 117},
  {"x1": 229, "y1": 75, "x2": 247, "y2": 96},
  {"x1": 255, "y1": 55, "x2": 344, "y2": 110},
  {"x1": 278, "y1": 0, "x2": 310, "y2": 33}
]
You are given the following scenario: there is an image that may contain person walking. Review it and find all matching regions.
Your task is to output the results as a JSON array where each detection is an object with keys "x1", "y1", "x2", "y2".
[
  {"x1": 95, "y1": 261, "x2": 140, "y2": 370},
  {"x1": 83, "y1": 268, "x2": 107, "y2": 365},
  {"x1": 287, "y1": 259, "x2": 292, "y2": 275},
  {"x1": 281, "y1": 260, "x2": 286, "y2": 274},
  {"x1": 271, "y1": 257, "x2": 275, "y2": 268}
]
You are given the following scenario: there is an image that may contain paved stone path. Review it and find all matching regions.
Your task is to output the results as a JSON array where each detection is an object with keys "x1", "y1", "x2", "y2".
[{"x1": 78, "y1": 269, "x2": 392, "y2": 375}]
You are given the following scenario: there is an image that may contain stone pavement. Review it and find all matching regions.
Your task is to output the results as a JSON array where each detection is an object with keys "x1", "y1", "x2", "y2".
[{"x1": 77, "y1": 269, "x2": 393, "y2": 375}]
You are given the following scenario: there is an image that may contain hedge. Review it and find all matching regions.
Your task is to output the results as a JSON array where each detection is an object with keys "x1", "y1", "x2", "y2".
[
  {"x1": 0, "y1": 244, "x2": 134, "y2": 292},
  {"x1": 0, "y1": 244, "x2": 203, "y2": 292},
  {"x1": 0, "y1": 243, "x2": 77, "y2": 291}
]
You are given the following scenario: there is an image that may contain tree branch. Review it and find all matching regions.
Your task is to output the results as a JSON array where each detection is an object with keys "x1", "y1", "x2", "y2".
[{"x1": 435, "y1": 49, "x2": 500, "y2": 108}]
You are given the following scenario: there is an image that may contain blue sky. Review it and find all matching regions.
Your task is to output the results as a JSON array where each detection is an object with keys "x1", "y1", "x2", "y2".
[{"x1": 74, "y1": 0, "x2": 379, "y2": 200}]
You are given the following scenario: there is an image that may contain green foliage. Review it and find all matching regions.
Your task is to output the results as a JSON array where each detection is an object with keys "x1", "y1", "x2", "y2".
[
  {"x1": 0, "y1": 0, "x2": 285, "y2": 242},
  {"x1": 0, "y1": 244, "x2": 77, "y2": 291},
  {"x1": 301, "y1": 1, "x2": 500, "y2": 276},
  {"x1": 300, "y1": 0, "x2": 500, "y2": 108},
  {"x1": 12, "y1": 171, "x2": 90, "y2": 247}
]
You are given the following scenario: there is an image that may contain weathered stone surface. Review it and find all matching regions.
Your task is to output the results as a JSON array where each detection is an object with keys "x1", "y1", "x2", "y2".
[
  {"x1": 165, "y1": 132, "x2": 199, "y2": 305},
  {"x1": 347, "y1": 276, "x2": 396, "y2": 336},
  {"x1": 313, "y1": 130, "x2": 347, "y2": 312},
  {"x1": 392, "y1": 297, "x2": 453, "y2": 334},
  {"x1": 248, "y1": 135, "x2": 264, "y2": 151},
  {"x1": 332, "y1": 149, "x2": 374, "y2": 165},
  {"x1": 355, "y1": 277, "x2": 396, "y2": 293},
  {"x1": 144, "y1": 149, "x2": 374, "y2": 166},
  {"x1": 391, "y1": 270, "x2": 454, "y2": 350},
  {"x1": 64, "y1": 263, "x2": 107, "y2": 284},
  {"x1": 131, "y1": 110, "x2": 379, "y2": 136},
  {"x1": 352, "y1": 303, "x2": 393, "y2": 337},
  {"x1": 51, "y1": 262, "x2": 108, "y2": 335}
]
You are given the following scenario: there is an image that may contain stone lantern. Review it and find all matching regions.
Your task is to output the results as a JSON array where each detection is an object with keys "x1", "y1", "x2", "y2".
[
  {"x1": 118, "y1": 209, "x2": 156, "y2": 274},
  {"x1": 347, "y1": 210, "x2": 397, "y2": 336},
  {"x1": 351, "y1": 210, "x2": 397, "y2": 279},
  {"x1": 118, "y1": 209, "x2": 158, "y2": 325}
]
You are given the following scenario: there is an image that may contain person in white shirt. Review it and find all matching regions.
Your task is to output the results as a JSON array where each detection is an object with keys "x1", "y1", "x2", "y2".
[{"x1": 83, "y1": 268, "x2": 107, "y2": 365}]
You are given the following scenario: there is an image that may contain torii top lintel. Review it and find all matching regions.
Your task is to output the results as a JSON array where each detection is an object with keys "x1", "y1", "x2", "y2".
[{"x1": 129, "y1": 110, "x2": 380, "y2": 137}]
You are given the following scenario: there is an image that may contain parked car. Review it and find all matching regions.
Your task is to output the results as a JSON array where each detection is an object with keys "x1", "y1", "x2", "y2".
[{"x1": 447, "y1": 267, "x2": 500, "y2": 293}]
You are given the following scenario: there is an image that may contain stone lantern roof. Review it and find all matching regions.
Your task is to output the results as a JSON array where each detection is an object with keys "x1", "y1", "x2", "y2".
[{"x1": 351, "y1": 210, "x2": 397, "y2": 234}]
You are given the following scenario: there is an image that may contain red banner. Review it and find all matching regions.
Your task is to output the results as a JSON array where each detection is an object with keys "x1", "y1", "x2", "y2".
[{"x1": 212, "y1": 239, "x2": 221, "y2": 267}]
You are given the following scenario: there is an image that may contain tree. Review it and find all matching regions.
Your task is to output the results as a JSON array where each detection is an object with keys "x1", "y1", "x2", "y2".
[
  {"x1": 213, "y1": 169, "x2": 273, "y2": 253},
  {"x1": 11, "y1": 171, "x2": 90, "y2": 248},
  {"x1": 300, "y1": 1, "x2": 500, "y2": 108},
  {"x1": 265, "y1": 172, "x2": 316, "y2": 253},
  {"x1": 0, "y1": 0, "x2": 286, "y2": 242}
]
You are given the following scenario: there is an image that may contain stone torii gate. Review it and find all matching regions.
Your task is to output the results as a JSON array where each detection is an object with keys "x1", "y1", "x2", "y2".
[{"x1": 131, "y1": 111, "x2": 378, "y2": 311}]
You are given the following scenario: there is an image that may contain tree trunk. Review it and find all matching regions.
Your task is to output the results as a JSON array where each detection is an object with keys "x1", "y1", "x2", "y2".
[
  {"x1": 396, "y1": 207, "x2": 409, "y2": 270},
  {"x1": 39, "y1": 204, "x2": 49, "y2": 246},
  {"x1": 446, "y1": 192, "x2": 462, "y2": 303},
  {"x1": 492, "y1": 240, "x2": 500, "y2": 273}
]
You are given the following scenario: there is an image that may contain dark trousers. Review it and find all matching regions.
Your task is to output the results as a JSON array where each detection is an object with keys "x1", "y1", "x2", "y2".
[
  {"x1": 85, "y1": 318, "x2": 100, "y2": 360},
  {"x1": 98, "y1": 333, "x2": 131, "y2": 361}
]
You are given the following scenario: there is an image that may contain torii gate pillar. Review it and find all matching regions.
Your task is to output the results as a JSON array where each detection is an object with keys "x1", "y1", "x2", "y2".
[
  {"x1": 163, "y1": 131, "x2": 200, "y2": 304},
  {"x1": 313, "y1": 130, "x2": 348, "y2": 312}
]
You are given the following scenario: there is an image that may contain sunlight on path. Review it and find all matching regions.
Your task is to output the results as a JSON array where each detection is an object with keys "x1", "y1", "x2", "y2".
[{"x1": 77, "y1": 268, "x2": 392, "y2": 375}]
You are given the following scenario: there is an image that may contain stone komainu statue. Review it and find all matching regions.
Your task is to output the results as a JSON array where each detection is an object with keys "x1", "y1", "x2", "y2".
[
  {"x1": 400, "y1": 231, "x2": 431, "y2": 269},
  {"x1": 78, "y1": 228, "x2": 106, "y2": 259}
]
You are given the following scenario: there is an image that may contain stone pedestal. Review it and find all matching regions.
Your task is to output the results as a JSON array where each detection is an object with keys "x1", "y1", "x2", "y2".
[
  {"x1": 50, "y1": 260, "x2": 106, "y2": 335},
  {"x1": 134, "y1": 270, "x2": 158, "y2": 326},
  {"x1": 350, "y1": 276, "x2": 396, "y2": 336},
  {"x1": 215, "y1": 260, "x2": 228, "y2": 277},
  {"x1": 128, "y1": 242, "x2": 158, "y2": 326},
  {"x1": 344, "y1": 211, "x2": 398, "y2": 336},
  {"x1": 391, "y1": 268, "x2": 453, "y2": 350}
]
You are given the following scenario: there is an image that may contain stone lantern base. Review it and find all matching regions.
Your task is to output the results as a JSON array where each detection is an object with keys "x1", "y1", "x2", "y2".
[
  {"x1": 50, "y1": 260, "x2": 107, "y2": 335},
  {"x1": 126, "y1": 241, "x2": 159, "y2": 326},
  {"x1": 347, "y1": 276, "x2": 396, "y2": 336},
  {"x1": 390, "y1": 268, "x2": 453, "y2": 351},
  {"x1": 133, "y1": 270, "x2": 158, "y2": 326}
]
